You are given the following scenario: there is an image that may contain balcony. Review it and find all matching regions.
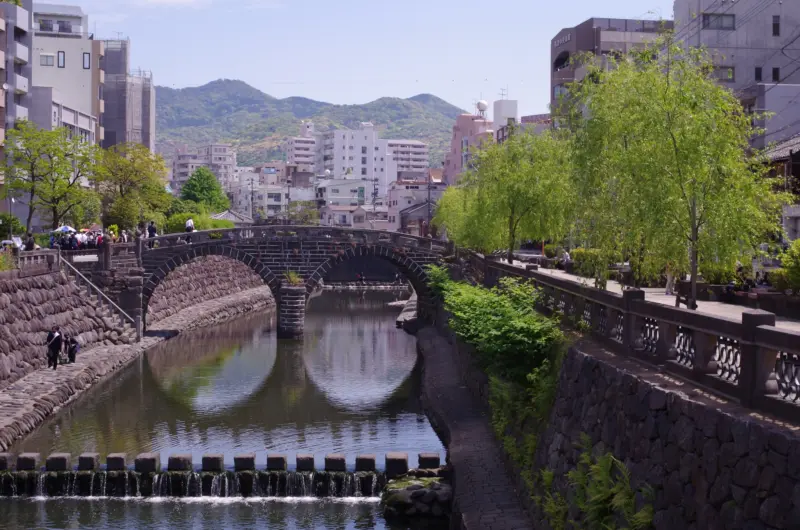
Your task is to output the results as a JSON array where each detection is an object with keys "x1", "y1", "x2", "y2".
[
  {"x1": 14, "y1": 74, "x2": 28, "y2": 94},
  {"x1": 15, "y1": 104, "x2": 27, "y2": 122},
  {"x1": 98, "y1": 99, "x2": 104, "y2": 113},
  {"x1": 13, "y1": 6, "x2": 29, "y2": 32},
  {"x1": 99, "y1": 69, "x2": 105, "y2": 83},
  {"x1": 13, "y1": 42, "x2": 28, "y2": 64}
]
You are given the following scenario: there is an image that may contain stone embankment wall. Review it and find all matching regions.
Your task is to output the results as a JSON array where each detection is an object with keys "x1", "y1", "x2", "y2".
[
  {"x1": 0, "y1": 270, "x2": 131, "y2": 390},
  {"x1": 146, "y1": 255, "x2": 267, "y2": 325},
  {"x1": 436, "y1": 321, "x2": 800, "y2": 530}
]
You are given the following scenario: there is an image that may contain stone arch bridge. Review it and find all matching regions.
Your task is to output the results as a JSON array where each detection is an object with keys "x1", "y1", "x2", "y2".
[{"x1": 107, "y1": 226, "x2": 449, "y2": 337}]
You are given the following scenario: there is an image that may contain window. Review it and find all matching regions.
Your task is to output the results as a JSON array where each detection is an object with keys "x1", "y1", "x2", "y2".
[
  {"x1": 702, "y1": 13, "x2": 735, "y2": 30},
  {"x1": 83, "y1": 52, "x2": 91, "y2": 69},
  {"x1": 755, "y1": 67, "x2": 762, "y2": 82},
  {"x1": 361, "y1": 168, "x2": 367, "y2": 175},
  {"x1": 773, "y1": 67, "x2": 781, "y2": 82},
  {"x1": 57, "y1": 51, "x2": 65, "y2": 68},
  {"x1": 361, "y1": 146, "x2": 367, "y2": 154},
  {"x1": 39, "y1": 18, "x2": 54, "y2": 31},
  {"x1": 712, "y1": 66, "x2": 735, "y2": 82},
  {"x1": 361, "y1": 157, "x2": 367, "y2": 164},
  {"x1": 331, "y1": 188, "x2": 340, "y2": 193},
  {"x1": 773, "y1": 15, "x2": 780, "y2": 37},
  {"x1": 40, "y1": 54, "x2": 54, "y2": 66},
  {"x1": 57, "y1": 20, "x2": 72, "y2": 33}
]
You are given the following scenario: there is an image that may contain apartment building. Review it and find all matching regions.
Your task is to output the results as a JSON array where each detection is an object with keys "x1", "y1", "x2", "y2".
[
  {"x1": 311, "y1": 122, "x2": 426, "y2": 198},
  {"x1": 283, "y1": 121, "x2": 316, "y2": 172},
  {"x1": 30, "y1": 3, "x2": 101, "y2": 144},
  {"x1": 314, "y1": 178, "x2": 368, "y2": 208},
  {"x1": 101, "y1": 39, "x2": 154, "y2": 151},
  {"x1": 386, "y1": 175, "x2": 445, "y2": 232},
  {"x1": 3, "y1": 0, "x2": 33, "y2": 128},
  {"x1": 550, "y1": 18, "x2": 672, "y2": 110},
  {"x1": 442, "y1": 108, "x2": 493, "y2": 185},
  {"x1": 230, "y1": 179, "x2": 315, "y2": 220},
  {"x1": 171, "y1": 143, "x2": 237, "y2": 192},
  {"x1": 674, "y1": 0, "x2": 800, "y2": 147}
]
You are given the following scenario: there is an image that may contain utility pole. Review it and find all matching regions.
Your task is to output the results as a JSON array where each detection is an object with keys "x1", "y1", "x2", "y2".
[{"x1": 250, "y1": 177, "x2": 255, "y2": 220}]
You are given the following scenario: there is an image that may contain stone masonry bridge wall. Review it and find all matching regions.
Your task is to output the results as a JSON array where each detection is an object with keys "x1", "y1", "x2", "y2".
[
  {"x1": 146, "y1": 255, "x2": 267, "y2": 326},
  {"x1": 0, "y1": 267, "x2": 133, "y2": 390},
  {"x1": 438, "y1": 314, "x2": 800, "y2": 530}
]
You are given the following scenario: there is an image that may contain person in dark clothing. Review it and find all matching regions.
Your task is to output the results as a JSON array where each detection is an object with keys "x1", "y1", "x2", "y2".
[
  {"x1": 24, "y1": 233, "x2": 35, "y2": 251},
  {"x1": 45, "y1": 326, "x2": 62, "y2": 370},
  {"x1": 147, "y1": 221, "x2": 157, "y2": 249},
  {"x1": 65, "y1": 336, "x2": 79, "y2": 364}
]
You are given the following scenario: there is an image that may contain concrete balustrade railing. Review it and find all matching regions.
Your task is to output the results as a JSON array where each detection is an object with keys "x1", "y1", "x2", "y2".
[{"x1": 463, "y1": 251, "x2": 800, "y2": 423}]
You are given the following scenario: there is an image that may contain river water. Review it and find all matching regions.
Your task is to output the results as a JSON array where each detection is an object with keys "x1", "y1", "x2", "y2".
[{"x1": 3, "y1": 291, "x2": 446, "y2": 529}]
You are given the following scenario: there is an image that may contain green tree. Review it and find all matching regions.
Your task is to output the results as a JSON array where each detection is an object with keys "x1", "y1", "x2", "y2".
[
  {"x1": 435, "y1": 128, "x2": 575, "y2": 263},
  {"x1": 287, "y1": 200, "x2": 319, "y2": 224},
  {"x1": 36, "y1": 133, "x2": 102, "y2": 230},
  {"x1": 97, "y1": 143, "x2": 171, "y2": 230},
  {"x1": 0, "y1": 212, "x2": 24, "y2": 238},
  {"x1": 563, "y1": 38, "x2": 787, "y2": 301},
  {"x1": 180, "y1": 167, "x2": 230, "y2": 212}
]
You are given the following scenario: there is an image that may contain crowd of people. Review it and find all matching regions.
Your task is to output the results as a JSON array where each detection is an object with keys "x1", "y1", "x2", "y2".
[{"x1": 45, "y1": 326, "x2": 80, "y2": 370}]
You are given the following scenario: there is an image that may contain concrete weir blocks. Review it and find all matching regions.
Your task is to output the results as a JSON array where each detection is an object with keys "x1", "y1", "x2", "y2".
[
  {"x1": 46, "y1": 453, "x2": 71, "y2": 472},
  {"x1": 167, "y1": 454, "x2": 193, "y2": 472},
  {"x1": 106, "y1": 453, "x2": 127, "y2": 471},
  {"x1": 202, "y1": 455, "x2": 224, "y2": 473},
  {"x1": 325, "y1": 454, "x2": 346, "y2": 472},
  {"x1": 267, "y1": 454, "x2": 287, "y2": 471},
  {"x1": 78, "y1": 453, "x2": 100, "y2": 472},
  {"x1": 385, "y1": 453, "x2": 408, "y2": 479},
  {"x1": 296, "y1": 454, "x2": 314, "y2": 472},
  {"x1": 234, "y1": 453, "x2": 256, "y2": 472},
  {"x1": 418, "y1": 453, "x2": 440, "y2": 469},
  {"x1": 134, "y1": 453, "x2": 161, "y2": 474},
  {"x1": 17, "y1": 453, "x2": 40, "y2": 471},
  {"x1": 355, "y1": 454, "x2": 376, "y2": 472}
]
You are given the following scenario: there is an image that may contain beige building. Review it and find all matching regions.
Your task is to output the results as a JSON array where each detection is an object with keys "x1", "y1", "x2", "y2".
[
  {"x1": 171, "y1": 143, "x2": 237, "y2": 192},
  {"x1": 283, "y1": 121, "x2": 316, "y2": 172}
]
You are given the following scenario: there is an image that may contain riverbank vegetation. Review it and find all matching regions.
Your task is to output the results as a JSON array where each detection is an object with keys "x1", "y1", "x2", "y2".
[
  {"x1": 434, "y1": 35, "x2": 788, "y2": 300},
  {"x1": 427, "y1": 264, "x2": 653, "y2": 527}
]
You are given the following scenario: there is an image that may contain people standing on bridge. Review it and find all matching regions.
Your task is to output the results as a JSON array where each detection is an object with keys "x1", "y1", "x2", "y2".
[
  {"x1": 147, "y1": 221, "x2": 158, "y2": 249},
  {"x1": 24, "y1": 233, "x2": 35, "y2": 251},
  {"x1": 45, "y1": 326, "x2": 62, "y2": 370},
  {"x1": 185, "y1": 218, "x2": 195, "y2": 243}
]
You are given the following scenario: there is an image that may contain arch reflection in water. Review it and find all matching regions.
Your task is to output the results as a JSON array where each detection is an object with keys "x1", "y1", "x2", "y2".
[
  {"x1": 10, "y1": 292, "x2": 444, "y2": 467},
  {"x1": 148, "y1": 326, "x2": 277, "y2": 414}
]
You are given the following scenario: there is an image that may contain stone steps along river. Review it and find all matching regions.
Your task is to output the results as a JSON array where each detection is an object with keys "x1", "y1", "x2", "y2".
[{"x1": 0, "y1": 451, "x2": 445, "y2": 499}]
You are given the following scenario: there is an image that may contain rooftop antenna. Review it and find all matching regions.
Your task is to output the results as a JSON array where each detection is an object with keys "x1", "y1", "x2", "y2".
[{"x1": 499, "y1": 87, "x2": 509, "y2": 100}]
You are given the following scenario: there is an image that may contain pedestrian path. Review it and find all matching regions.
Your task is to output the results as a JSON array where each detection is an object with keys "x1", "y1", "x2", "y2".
[
  {"x1": 507, "y1": 260, "x2": 800, "y2": 333},
  {"x1": 417, "y1": 327, "x2": 534, "y2": 530}
]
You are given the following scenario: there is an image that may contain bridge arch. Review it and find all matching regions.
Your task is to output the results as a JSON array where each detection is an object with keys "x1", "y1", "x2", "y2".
[
  {"x1": 303, "y1": 242, "x2": 438, "y2": 318},
  {"x1": 141, "y1": 243, "x2": 280, "y2": 325}
]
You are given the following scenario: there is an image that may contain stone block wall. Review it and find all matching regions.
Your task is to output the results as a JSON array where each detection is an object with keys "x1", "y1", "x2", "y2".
[
  {"x1": 0, "y1": 270, "x2": 130, "y2": 390},
  {"x1": 146, "y1": 255, "x2": 267, "y2": 325},
  {"x1": 436, "y1": 312, "x2": 800, "y2": 529}
]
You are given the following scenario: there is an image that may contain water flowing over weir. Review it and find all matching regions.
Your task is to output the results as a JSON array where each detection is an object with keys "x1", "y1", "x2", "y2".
[{"x1": 0, "y1": 470, "x2": 385, "y2": 499}]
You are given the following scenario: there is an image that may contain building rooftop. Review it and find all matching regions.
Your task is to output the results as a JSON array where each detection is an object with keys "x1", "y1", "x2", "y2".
[
  {"x1": 34, "y1": 3, "x2": 85, "y2": 16},
  {"x1": 764, "y1": 134, "x2": 800, "y2": 162},
  {"x1": 323, "y1": 204, "x2": 363, "y2": 212}
]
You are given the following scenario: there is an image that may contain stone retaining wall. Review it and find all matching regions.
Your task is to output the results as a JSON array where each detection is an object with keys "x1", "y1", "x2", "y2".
[
  {"x1": 0, "y1": 287, "x2": 275, "y2": 452},
  {"x1": 146, "y1": 255, "x2": 267, "y2": 325},
  {"x1": 434, "y1": 317, "x2": 800, "y2": 529},
  {"x1": 0, "y1": 270, "x2": 131, "y2": 390}
]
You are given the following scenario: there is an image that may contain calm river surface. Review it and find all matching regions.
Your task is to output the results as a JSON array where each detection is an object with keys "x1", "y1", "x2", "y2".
[{"x1": 3, "y1": 291, "x2": 446, "y2": 529}]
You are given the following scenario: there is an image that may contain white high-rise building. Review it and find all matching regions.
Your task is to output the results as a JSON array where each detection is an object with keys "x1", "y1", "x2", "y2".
[
  {"x1": 283, "y1": 121, "x2": 316, "y2": 172},
  {"x1": 309, "y1": 122, "x2": 428, "y2": 199}
]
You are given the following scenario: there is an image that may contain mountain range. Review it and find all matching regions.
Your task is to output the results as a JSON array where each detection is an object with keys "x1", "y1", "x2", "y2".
[{"x1": 155, "y1": 79, "x2": 466, "y2": 168}]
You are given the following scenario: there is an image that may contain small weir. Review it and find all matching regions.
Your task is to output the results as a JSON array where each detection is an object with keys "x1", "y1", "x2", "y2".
[{"x1": 0, "y1": 451, "x2": 435, "y2": 499}]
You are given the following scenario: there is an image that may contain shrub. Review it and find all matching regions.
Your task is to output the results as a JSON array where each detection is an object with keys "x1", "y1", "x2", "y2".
[
  {"x1": 425, "y1": 264, "x2": 451, "y2": 297},
  {"x1": 0, "y1": 213, "x2": 24, "y2": 237},
  {"x1": 701, "y1": 262, "x2": 736, "y2": 285},
  {"x1": 107, "y1": 224, "x2": 119, "y2": 238},
  {"x1": 544, "y1": 244, "x2": 558, "y2": 259},
  {"x1": 164, "y1": 214, "x2": 234, "y2": 235},
  {"x1": 34, "y1": 233, "x2": 51, "y2": 248},
  {"x1": 780, "y1": 239, "x2": 800, "y2": 293},
  {"x1": 771, "y1": 268, "x2": 791, "y2": 294},
  {"x1": 284, "y1": 271, "x2": 303, "y2": 286},
  {"x1": 0, "y1": 248, "x2": 14, "y2": 271}
]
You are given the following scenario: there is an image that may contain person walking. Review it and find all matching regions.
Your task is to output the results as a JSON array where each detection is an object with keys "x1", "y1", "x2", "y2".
[
  {"x1": 65, "y1": 336, "x2": 80, "y2": 364},
  {"x1": 45, "y1": 326, "x2": 62, "y2": 370},
  {"x1": 185, "y1": 218, "x2": 195, "y2": 244},
  {"x1": 147, "y1": 221, "x2": 157, "y2": 249}
]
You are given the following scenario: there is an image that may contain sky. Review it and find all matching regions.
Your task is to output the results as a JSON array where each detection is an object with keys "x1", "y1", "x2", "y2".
[{"x1": 71, "y1": 0, "x2": 676, "y2": 116}]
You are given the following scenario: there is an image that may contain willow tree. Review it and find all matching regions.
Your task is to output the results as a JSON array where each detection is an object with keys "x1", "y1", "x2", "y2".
[
  {"x1": 564, "y1": 38, "x2": 786, "y2": 302},
  {"x1": 435, "y1": 128, "x2": 574, "y2": 263}
]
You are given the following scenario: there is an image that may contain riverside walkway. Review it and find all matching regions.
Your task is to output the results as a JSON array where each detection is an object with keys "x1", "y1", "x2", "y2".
[{"x1": 505, "y1": 260, "x2": 800, "y2": 333}]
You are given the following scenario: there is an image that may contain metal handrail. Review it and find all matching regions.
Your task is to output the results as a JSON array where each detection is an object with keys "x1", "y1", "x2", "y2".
[{"x1": 60, "y1": 256, "x2": 141, "y2": 341}]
